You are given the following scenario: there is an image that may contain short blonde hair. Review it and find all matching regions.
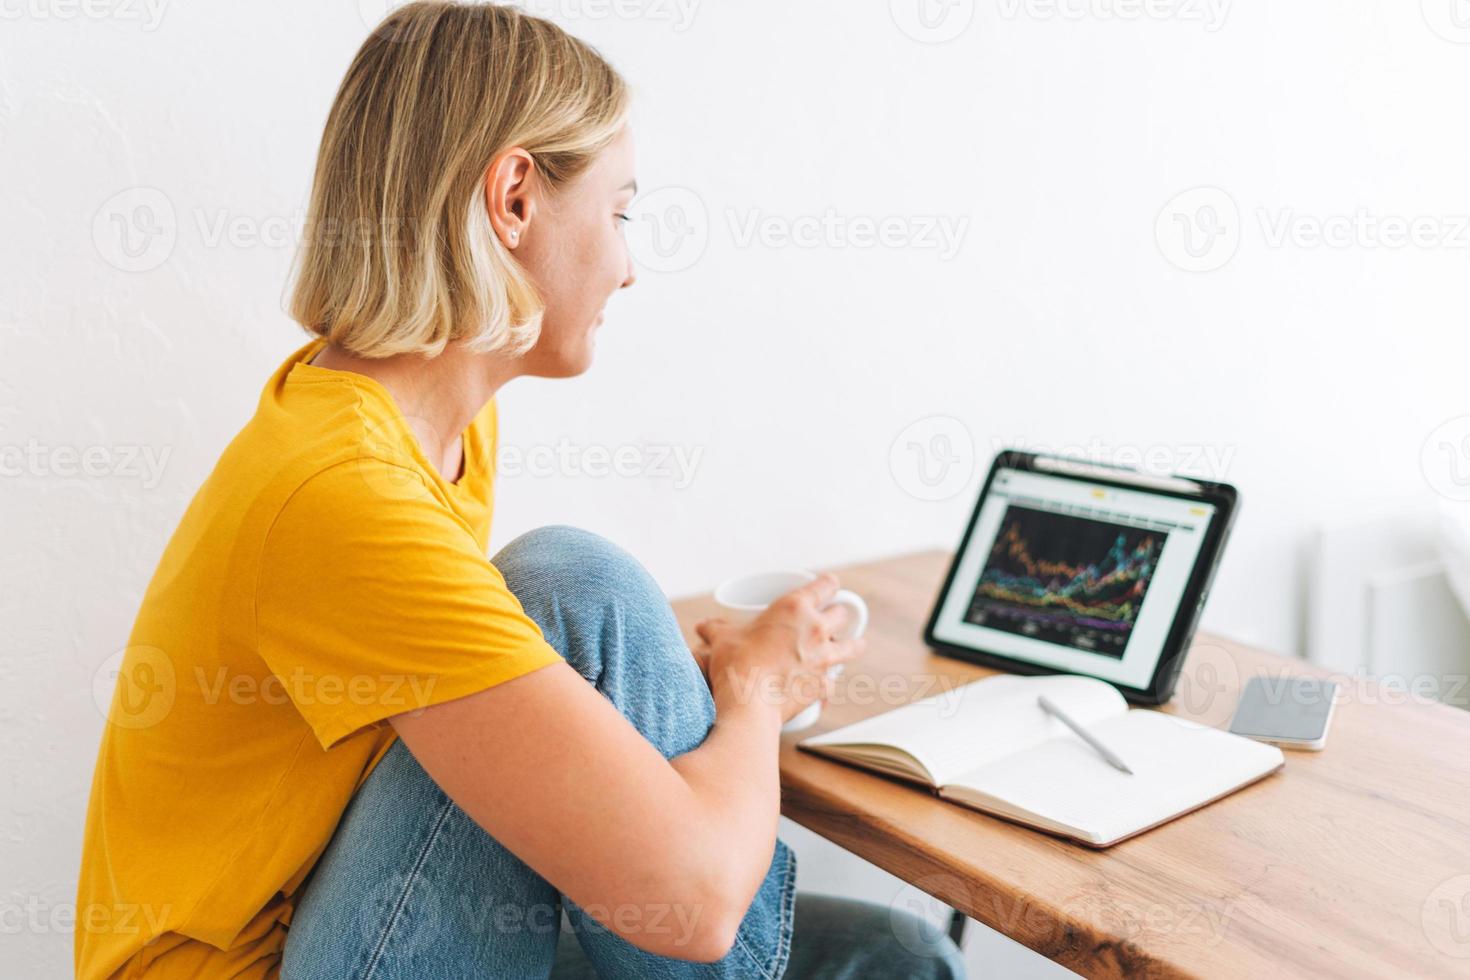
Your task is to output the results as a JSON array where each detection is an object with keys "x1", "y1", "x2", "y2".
[{"x1": 288, "y1": 1, "x2": 630, "y2": 358}]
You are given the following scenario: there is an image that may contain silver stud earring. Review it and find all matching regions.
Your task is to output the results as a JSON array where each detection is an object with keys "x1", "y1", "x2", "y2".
[{"x1": 510, "y1": 229, "x2": 519, "y2": 243}]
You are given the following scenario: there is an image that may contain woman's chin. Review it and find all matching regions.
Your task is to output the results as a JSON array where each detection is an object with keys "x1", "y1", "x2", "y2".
[
  {"x1": 522, "y1": 320, "x2": 601, "y2": 378},
  {"x1": 556, "y1": 341, "x2": 598, "y2": 378}
]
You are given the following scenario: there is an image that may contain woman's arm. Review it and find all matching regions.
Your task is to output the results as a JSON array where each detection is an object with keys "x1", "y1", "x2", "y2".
[{"x1": 389, "y1": 574, "x2": 858, "y2": 963}]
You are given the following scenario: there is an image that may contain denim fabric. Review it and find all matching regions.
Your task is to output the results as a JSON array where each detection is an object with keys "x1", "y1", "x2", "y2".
[
  {"x1": 282, "y1": 525, "x2": 965, "y2": 979},
  {"x1": 553, "y1": 892, "x2": 968, "y2": 980}
]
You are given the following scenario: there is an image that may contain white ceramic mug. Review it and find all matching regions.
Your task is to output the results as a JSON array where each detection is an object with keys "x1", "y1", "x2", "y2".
[{"x1": 711, "y1": 570, "x2": 869, "y2": 733}]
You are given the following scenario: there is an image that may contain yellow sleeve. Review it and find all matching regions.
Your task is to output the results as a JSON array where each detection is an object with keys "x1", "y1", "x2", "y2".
[{"x1": 256, "y1": 460, "x2": 564, "y2": 749}]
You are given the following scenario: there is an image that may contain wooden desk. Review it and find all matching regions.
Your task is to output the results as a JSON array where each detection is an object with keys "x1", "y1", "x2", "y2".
[{"x1": 670, "y1": 550, "x2": 1470, "y2": 979}]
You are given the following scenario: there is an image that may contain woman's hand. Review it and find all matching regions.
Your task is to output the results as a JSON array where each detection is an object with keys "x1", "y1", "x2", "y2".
[{"x1": 692, "y1": 573, "x2": 865, "y2": 725}]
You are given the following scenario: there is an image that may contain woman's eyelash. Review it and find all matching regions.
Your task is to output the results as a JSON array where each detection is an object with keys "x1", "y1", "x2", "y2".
[{"x1": 616, "y1": 213, "x2": 630, "y2": 223}]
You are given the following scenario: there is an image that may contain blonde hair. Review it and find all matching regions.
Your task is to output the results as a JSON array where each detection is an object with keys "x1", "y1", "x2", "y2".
[{"x1": 288, "y1": 1, "x2": 630, "y2": 358}]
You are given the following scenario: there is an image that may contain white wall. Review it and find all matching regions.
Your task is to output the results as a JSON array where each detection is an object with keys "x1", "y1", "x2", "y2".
[{"x1": 3, "y1": 1, "x2": 1466, "y2": 976}]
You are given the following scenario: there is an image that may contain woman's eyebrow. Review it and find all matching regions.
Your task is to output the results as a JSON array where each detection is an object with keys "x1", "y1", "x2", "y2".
[{"x1": 620, "y1": 179, "x2": 638, "y2": 195}]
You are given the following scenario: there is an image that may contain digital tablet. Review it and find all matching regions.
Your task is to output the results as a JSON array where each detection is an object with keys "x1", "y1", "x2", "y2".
[{"x1": 923, "y1": 451, "x2": 1239, "y2": 704}]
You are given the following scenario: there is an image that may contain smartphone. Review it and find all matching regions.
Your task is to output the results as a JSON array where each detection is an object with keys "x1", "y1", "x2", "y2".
[{"x1": 1228, "y1": 676, "x2": 1339, "y2": 751}]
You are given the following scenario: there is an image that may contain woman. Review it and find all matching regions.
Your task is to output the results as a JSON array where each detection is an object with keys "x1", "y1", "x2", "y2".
[{"x1": 76, "y1": 3, "x2": 968, "y2": 977}]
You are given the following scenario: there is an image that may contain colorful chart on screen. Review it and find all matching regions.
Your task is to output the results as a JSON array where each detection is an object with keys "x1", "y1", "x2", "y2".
[{"x1": 962, "y1": 505, "x2": 1165, "y2": 659}]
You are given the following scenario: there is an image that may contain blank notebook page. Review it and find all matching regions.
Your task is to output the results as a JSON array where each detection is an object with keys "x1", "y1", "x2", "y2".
[{"x1": 946, "y1": 710, "x2": 1284, "y2": 843}]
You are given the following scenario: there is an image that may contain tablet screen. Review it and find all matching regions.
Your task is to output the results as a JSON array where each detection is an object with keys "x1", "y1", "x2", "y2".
[{"x1": 929, "y1": 465, "x2": 1218, "y2": 690}]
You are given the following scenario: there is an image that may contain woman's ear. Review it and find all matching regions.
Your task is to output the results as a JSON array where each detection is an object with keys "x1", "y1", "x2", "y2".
[{"x1": 484, "y1": 146, "x2": 537, "y2": 248}]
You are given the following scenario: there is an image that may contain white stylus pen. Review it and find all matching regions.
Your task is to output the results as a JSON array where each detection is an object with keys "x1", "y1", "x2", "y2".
[{"x1": 1037, "y1": 694, "x2": 1135, "y2": 775}]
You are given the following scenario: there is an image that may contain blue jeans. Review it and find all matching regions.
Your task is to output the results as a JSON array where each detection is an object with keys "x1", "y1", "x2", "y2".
[{"x1": 282, "y1": 525, "x2": 966, "y2": 979}]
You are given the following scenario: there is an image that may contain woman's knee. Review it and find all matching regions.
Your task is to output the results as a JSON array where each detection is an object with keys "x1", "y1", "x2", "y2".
[
  {"x1": 491, "y1": 525, "x2": 714, "y2": 754},
  {"x1": 492, "y1": 525, "x2": 661, "y2": 623}
]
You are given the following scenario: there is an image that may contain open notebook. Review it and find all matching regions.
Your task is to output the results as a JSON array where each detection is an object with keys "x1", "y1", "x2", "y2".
[{"x1": 798, "y1": 673, "x2": 1284, "y2": 848}]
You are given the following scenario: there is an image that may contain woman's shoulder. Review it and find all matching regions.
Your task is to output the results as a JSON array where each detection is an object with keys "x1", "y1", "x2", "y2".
[{"x1": 176, "y1": 352, "x2": 463, "y2": 555}]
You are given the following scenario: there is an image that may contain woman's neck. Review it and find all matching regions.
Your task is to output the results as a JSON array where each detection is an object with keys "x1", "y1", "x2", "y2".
[{"x1": 310, "y1": 340, "x2": 519, "y2": 481}]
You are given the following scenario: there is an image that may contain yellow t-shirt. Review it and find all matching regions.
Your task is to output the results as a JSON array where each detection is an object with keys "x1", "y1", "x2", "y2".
[{"x1": 76, "y1": 339, "x2": 565, "y2": 979}]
